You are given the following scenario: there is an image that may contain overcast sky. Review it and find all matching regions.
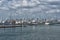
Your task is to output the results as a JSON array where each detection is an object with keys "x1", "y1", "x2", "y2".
[{"x1": 0, "y1": 0, "x2": 60, "y2": 20}]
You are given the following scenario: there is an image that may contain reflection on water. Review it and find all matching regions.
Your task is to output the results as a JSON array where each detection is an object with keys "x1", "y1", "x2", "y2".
[{"x1": 0, "y1": 25, "x2": 60, "y2": 40}]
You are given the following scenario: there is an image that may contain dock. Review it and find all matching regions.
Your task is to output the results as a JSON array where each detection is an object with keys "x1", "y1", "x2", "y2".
[{"x1": 0, "y1": 25, "x2": 23, "y2": 28}]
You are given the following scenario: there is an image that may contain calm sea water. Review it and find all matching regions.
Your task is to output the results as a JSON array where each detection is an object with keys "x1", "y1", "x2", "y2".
[{"x1": 0, "y1": 25, "x2": 60, "y2": 40}]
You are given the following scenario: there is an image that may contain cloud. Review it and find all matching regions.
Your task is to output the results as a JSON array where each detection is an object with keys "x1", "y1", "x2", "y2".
[
  {"x1": 22, "y1": 0, "x2": 40, "y2": 7},
  {"x1": 7, "y1": 0, "x2": 40, "y2": 9},
  {"x1": 47, "y1": 0, "x2": 60, "y2": 2},
  {"x1": 0, "y1": 7, "x2": 9, "y2": 10},
  {"x1": 46, "y1": 9, "x2": 60, "y2": 13}
]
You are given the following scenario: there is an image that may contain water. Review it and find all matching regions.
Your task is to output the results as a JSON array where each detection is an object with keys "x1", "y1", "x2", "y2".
[{"x1": 0, "y1": 25, "x2": 60, "y2": 40}]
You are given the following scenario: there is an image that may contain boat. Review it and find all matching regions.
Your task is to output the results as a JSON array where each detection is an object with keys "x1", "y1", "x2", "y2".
[{"x1": 45, "y1": 22, "x2": 50, "y2": 25}]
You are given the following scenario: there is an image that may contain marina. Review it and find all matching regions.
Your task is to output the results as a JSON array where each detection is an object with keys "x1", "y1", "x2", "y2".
[{"x1": 0, "y1": 18, "x2": 60, "y2": 28}]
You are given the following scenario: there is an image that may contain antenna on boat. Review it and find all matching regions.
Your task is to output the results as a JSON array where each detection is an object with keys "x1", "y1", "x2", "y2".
[
  {"x1": 1, "y1": 17, "x2": 3, "y2": 23},
  {"x1": 9, "y1": 13, "x2": 12, "y2": 20}
]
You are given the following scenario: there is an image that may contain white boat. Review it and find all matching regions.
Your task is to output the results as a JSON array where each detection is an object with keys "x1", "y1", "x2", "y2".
[
  {"x1": 45, "y1": 22, "x2": 50, "y2": 25},
  {"x1": 45, "y1": 22, "x2": 55, "y2": 25}
]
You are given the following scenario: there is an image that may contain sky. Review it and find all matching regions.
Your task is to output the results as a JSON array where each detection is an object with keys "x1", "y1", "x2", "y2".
[{"x1": 0, "y1": 0, "x2": 60, "y2": 20}]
